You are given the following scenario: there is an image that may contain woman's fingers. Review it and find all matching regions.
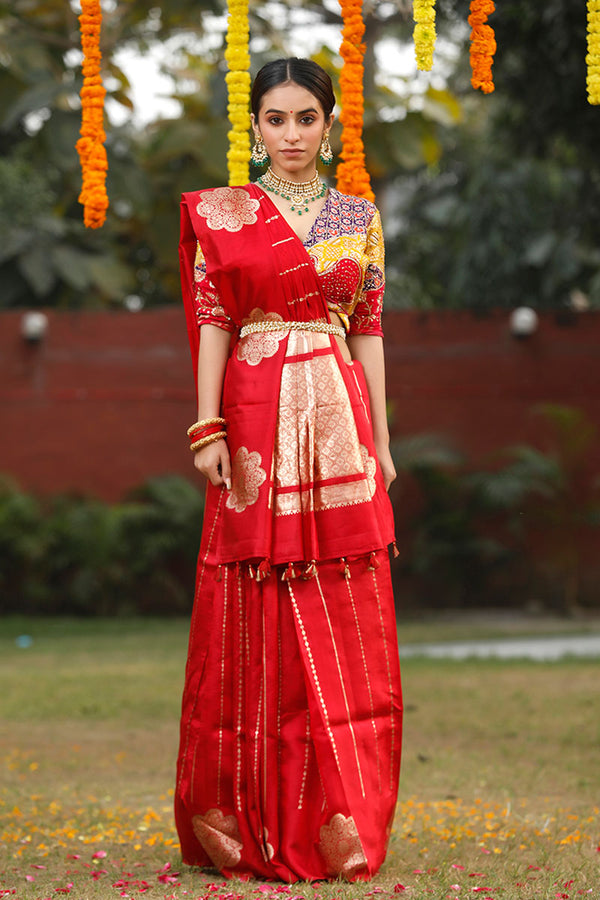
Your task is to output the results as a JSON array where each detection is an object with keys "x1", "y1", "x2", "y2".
[
  {"x1": 219, "y1": 444, "x2": 232, "y2": 490},
  {"x1": 193, "y1": 439, "x2": 231, "y2": 488}
]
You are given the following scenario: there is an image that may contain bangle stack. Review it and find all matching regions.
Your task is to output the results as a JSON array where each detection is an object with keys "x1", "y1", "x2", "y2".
[{"x1": 187, "y1": 417, "x2": 227, "y2": 452}]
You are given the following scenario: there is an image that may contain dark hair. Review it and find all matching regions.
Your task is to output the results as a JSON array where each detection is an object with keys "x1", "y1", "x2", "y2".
[{"x1": 250, "y1": 58, "x2": 335, "y2": 119}]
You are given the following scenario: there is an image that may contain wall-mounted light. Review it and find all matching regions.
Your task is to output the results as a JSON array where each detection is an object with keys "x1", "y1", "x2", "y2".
[
  {"x1": 124, "y1": 294, "x2": 144, "y2": 312},
  {"x1": 21, "y1": 311, "x2": 49, "y2": 343},
  {"x1": 509, "y1": 306, "x2": 538, "y2": 339}
]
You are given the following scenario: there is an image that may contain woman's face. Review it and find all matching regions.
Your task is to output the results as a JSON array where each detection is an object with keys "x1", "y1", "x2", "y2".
[{"x1": 252, "y1": 81, "x2": 333, "y2": 181}]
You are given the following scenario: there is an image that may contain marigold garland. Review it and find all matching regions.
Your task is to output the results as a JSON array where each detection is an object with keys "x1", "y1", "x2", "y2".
[
  {"x1": 336, "y1": 0, "x2": 374, "y2": 202},
  {"x1": 587, "y1": 0, "x2": 600, "y2": 104},
  {"x1": 225, "y1": 0, "x2": 251, "y2": 186},
  {"x1": 76, "y1": 0, "x2": 109, "y2": 229},
  {"x1": 413, "y1": 0, "x2": 437, "y2": 71},
  {"x1": 468, "y1": 0, "x2": 496, "y2": 94}
]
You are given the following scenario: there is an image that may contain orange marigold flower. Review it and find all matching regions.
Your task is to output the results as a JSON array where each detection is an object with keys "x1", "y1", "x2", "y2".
[
  {"x1": 336, "y1": 0, "x2": 374, "y2": 201},
  {"x1": 76, "y1": 0, "x2": 108, "y2": 228},
  {"x1": 468, "y1": 0, "x2": 496, "y2": 94}
]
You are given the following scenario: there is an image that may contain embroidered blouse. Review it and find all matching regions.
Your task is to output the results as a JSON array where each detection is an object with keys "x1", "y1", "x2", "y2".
[{"x1": 192, "y1": 188, "x2": 385, "y2": 338}]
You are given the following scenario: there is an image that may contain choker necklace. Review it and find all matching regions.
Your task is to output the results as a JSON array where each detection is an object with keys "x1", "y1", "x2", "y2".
[{"x1": 257, "y1": 167, "x2": 327, "y2": 215}]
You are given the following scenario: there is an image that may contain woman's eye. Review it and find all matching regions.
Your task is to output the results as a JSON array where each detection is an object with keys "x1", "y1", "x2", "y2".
[
  {"x1": 268, "y1": 117, "x2": 283, "y2": 125},
  {"x1": 300, "y1": 116, "x2": 316, "y2": 125}
]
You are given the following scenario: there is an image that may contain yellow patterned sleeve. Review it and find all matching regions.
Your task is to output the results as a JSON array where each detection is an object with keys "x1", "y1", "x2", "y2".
[{"x1": 348, "y1": 208, "x2": 386, "y2": 338}]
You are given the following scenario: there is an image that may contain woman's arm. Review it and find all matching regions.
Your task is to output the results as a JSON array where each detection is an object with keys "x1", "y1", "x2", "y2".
[
  {"x1": 347, "y1": 334, "x2": 396, "y2": 490},
  {"x1": 193, "y1": 324, "x2": 232, "y2": 489}
]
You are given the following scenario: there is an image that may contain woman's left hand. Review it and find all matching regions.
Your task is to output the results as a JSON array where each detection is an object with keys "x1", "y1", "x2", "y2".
[{"x1": 376, "y1": 443, "x2": 397, "y2": 492}]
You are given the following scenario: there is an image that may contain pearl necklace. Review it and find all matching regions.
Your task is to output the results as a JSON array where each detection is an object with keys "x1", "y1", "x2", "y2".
[{"x1": 257, "y1": 167, "x2": 327, "y2": 215}]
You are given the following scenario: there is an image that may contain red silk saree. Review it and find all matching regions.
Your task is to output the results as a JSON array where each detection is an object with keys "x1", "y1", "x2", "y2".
[{"x1": 176, "y1": 185, "x2": 403, "y2": 881}]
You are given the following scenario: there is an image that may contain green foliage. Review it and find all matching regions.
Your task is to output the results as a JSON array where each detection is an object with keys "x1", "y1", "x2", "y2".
[
  {"x1": 0, "y1": 0, "x2": 230, "y2": 310},
  {"x1": 386, "y1": 0, "x2": 600, "y2": 312},
  {"x1": 391, "y1": 406, "x2": 600, "y2": 611},
  {"x1": 389, "y1": 154, "x2": 600, "y2": 310},
  {"x1": 2, "y1": 406, "x2": 598, "y2": 616},
  {"x1": 0, "y1": 475, "x2": 204, "y2": 616},
  {"x1": 0, "y1": 0, "x2": 463, "y2": 311},
  {"x1": 1, "y1": 0, "x2": 598, "y2": 313}
]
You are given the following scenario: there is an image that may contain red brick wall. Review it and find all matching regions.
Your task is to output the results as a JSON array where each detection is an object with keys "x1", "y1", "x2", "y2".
[
  {"x1": 384, "y1": 310, "x2": 600, "y2": 466},
  {"x1": 0, "y1": 308, "x2": 194, "y2": 501},
  {"x1": 1, "y1": 308, "x2": 598, "y2": 500}
]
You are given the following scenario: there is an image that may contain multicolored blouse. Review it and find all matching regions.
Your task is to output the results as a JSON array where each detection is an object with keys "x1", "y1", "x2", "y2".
[{"x1": 192, "y1": 187, "x2": 385, "y2": 338}]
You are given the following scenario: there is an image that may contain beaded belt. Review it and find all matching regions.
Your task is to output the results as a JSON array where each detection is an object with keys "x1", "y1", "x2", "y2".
[{"x1": 239, "y1": 319, "x2": 345, "y2": 339}]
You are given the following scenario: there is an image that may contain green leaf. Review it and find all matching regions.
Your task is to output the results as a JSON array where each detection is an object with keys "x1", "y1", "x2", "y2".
[
  {"x1": 17, "y1": 241, "x2": 57, "y2": 296},
  {"x1": 88, "y1": 255, "x2": 136, "y2": 300},
  {"x1": 51, "y1": 245, "x2": 94, "y2": 291}
]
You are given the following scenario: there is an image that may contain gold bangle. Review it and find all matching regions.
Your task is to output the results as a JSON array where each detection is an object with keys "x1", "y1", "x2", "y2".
[
  {"x1": 190, "y1": 431, "x2": 227, "y2": 452},
  {"x1": 187, "y1": 417, "x2": 226, "y2": 437}
]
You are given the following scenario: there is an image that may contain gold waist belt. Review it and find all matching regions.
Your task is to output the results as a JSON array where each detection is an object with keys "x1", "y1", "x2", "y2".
[{"x1": 239, "y1": 319, "x2": 345, "y2": 339}]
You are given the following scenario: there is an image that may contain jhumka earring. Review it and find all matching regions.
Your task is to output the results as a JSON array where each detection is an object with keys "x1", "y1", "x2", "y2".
[
  {"x1": 251, "y1": 134, "x2": 270, "y2": 167},
  {"x1": 319, "y1": 131, "x2": 333, "y2": 166}
]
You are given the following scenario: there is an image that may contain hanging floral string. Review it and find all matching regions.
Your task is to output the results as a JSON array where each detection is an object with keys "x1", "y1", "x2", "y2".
[
  {"x1": 587, "y1": 0, "x2": 600, "y2": 105},
  {"x1": 468, "y1": 0, "x2": 496, "y2": 94},
  {"x1": 337, "y1": 0, "x2": 374, "y2": 201},
  {"x1": 224, "y1": 0, "x2": 251, "y2": 186},
  {"x1": 76, "y1": 0, "x2": 109, "y2": 229},
  {"x1": 413, "y1": 0, "x2": 437, "y2": 71}
]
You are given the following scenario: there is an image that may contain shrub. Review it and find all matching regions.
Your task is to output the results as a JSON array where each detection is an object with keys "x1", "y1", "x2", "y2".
[{"x1": 0, "y1": 475, "x2": 204, "y2": 616}]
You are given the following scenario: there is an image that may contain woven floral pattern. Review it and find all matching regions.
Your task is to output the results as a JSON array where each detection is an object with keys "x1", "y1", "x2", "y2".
[
  {"x1": 226, "y1": 447, "x2": 267, "y2": 513},
  {"x1": 192, "y1": 809, "x2": 242, "y2": 869},
  {"x1": 318, "y1": 813, "x2": 367, "y2": 878},
  {"x1": 196, "y1": 188, "x2": 259, "y2": 232}
]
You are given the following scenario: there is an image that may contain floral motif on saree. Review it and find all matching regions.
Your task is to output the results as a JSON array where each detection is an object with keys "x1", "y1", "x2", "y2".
[
  {"x1": 318, "y1": 814, "x2": 368, "y2": 878},
  {"x1": 192, "y1": 809, "x2": 243, "y2": 869},
  {"x1": 196, "y1": 187, "x2": 260, "y2": 232},
  {"x1": 236, "y1": 308, "x2": 287, "y2": 366},
  {"x1": 226, "y1": 446, "x2": 267, "y2": 513}
]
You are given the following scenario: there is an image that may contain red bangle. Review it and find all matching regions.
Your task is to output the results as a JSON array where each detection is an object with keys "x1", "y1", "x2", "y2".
[
  {"x1": 187, "y1": 416, "x2": 226, "y2": 437},
  {"x1": 188, "y1": 422, "x2": 224, "y2": 442}
]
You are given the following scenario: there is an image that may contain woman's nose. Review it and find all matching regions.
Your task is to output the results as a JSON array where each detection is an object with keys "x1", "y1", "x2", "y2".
[{"x1": 284, "y1": 119, "x2": 300, "y2": 142}]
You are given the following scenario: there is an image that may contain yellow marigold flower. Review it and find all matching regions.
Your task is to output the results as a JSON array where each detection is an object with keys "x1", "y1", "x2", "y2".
[
  {"x1": 413, "y1": 0, "x2": 437, "y2": 71},
  {"x1": 587, "y1": 0, "x2": 600, "y2": 104},
  {"x1": 225, "y1": 0, "x2": 251, "y2": 185}
]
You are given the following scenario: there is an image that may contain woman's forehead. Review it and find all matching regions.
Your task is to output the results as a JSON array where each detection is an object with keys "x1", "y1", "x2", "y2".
[{"x1": 258, "y1": 82, "x2": 322, "y2": 113}]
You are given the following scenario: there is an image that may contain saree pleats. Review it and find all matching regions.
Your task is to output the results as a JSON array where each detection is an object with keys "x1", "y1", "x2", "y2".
[{"x1": 175, "y1": 554, "x2": 402, "y2": 881}]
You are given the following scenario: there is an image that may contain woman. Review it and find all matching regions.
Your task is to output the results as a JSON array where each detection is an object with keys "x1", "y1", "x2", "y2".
[{"x1": 176, "y1": 57, "x2": 402, "y2": 882}]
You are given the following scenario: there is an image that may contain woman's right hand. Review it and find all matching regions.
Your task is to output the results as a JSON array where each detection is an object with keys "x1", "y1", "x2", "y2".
[{"x1": 193, "y1": 438, "x2": 232, "y2": 490}]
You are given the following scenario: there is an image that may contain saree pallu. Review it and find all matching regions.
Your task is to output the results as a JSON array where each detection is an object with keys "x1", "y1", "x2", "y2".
[{"x1": 176, "y1": 186, "x2": 403, "y2": 881}]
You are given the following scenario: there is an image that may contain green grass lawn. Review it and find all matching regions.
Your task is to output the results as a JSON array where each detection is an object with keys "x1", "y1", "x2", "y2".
[{"x1": 1, "y1": 616, "x2": 599, "y2": 899}]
